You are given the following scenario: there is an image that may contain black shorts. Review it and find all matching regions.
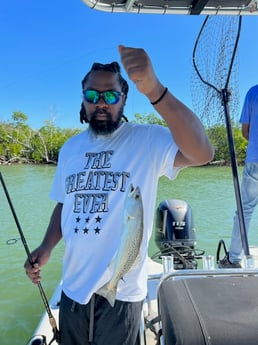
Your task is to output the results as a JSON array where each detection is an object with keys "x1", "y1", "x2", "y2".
[{"x1": 59, "y1": 291, "x2": 143, "y2": 345}]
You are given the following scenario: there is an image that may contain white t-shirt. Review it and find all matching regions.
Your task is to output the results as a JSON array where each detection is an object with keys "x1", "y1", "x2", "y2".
[{"x1": 50, "y1": 122, "x2": 179, "y2": 304}]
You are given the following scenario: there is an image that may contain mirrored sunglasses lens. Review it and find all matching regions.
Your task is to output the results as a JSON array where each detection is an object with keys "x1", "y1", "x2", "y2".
[
  {"x1": 84, "y1": 90, "x2": 99, "y2": 104},
  {"x1": 103, "y1": 91, "x2": 119, "y2": 104}
]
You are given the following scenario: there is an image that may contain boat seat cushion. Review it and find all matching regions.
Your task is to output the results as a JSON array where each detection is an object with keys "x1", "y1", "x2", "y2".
[{"x1": 158, "y1": 275, "x2": 258, "y2": 345}]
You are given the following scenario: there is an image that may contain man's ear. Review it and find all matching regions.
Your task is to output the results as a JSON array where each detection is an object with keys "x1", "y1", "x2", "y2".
[{"x1": 80, "y1": 102, "x2": 88, "y2": 124}]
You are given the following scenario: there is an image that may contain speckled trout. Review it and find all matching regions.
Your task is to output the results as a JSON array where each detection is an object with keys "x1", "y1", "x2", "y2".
[{"x1": 97, "y1": 184, "x2": 144, "y2": 307}]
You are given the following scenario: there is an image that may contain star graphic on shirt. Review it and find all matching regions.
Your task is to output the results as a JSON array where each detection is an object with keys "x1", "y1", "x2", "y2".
[
  {"x1": 76, "y1": 216, "x2": 81, "y2": 223},
  {"x1": 83, "y1": 227, "x2": 89, "y2": 234},
  {"x1": 85, "y1": 217, "x2": 90, "y2": 223},
  {"x1": 94, "y1": 227, "x2": 101, "y2": 234},
  {"x1": 74, "y1": 227, "x2": 79, "y2": 234},
  {"x1": 95, "y1": 216, "x2": 102, "y2": 223}
]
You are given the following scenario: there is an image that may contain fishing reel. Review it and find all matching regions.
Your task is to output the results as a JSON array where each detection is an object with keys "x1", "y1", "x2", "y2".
[
  {"x1": 27, "y1": 332, "x2": 60, "y2": 345},
  {"x1": 154, "y1": 199, "x2": 204, "y2": 269},
  {"x1": 27, "y1": 335, "x2": 47, "y2": 345}
]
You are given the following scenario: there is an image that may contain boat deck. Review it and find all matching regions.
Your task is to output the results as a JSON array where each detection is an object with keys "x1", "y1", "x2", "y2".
[{"x1": 29, "y1": 247, "x2": 258, "y2": 345}]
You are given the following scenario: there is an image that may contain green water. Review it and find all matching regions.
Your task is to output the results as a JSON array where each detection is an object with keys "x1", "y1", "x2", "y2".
[{"x1": 1, "y1": 164, "x2": 258, "y2": 345}]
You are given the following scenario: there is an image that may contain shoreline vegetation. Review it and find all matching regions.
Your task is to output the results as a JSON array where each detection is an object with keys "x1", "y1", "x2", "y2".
[
  {"x1": 0, "y1": 112, "x2": 247, "y2": 166},
  {"x1": 0, "y1": 158, "x2": 242, "y2": 167}
]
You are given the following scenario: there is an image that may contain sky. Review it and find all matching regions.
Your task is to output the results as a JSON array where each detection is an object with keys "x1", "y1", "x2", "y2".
[{"x1": 1, "y1": 0, "x2": 258, "y2": 129}]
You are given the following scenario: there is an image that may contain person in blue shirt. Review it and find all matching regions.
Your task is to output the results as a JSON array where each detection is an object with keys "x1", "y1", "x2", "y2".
[{"x1": 219, "y1": 85, "x2": 258, "y2": 268}]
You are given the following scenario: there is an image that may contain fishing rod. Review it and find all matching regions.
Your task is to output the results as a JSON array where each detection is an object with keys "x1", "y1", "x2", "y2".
[{"x1": 0, "y1": 172, "x2": 60, "y2": 345}]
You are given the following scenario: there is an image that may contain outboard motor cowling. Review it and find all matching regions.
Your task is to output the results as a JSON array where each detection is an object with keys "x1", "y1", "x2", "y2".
[{"x1": 155, "y1": 199, "x2": 198, "y2": 269}]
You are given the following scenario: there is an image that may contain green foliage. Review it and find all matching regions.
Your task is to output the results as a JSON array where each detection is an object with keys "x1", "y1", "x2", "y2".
[
  {"x1": 0, "y1": 111, "x2": 248, "y2": 165},
  {"x1": 133, "y1": 113, "x2": 167, "y2": 126},
  {"x1": 11, "y1": 111, "x2": 28, "y2": 125},
  {"x1": 0, "y1": 112, "x2": 81, "y2": 164},
  {"x1": 233, "y1": 127, "x2": 247, "y2": 163},
  {"x1": 207, "y1": 124, "x2": 247, "y2": 164}
]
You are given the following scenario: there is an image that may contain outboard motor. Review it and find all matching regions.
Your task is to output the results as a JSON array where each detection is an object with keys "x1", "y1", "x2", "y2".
[{"x1": 155, "y1": 199, "x2": 198, "y2": 269}]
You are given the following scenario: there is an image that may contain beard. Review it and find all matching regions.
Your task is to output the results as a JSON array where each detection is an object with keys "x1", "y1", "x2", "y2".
[{"x1": 88, "y1": 106, "x2": 124, "y2": 135}]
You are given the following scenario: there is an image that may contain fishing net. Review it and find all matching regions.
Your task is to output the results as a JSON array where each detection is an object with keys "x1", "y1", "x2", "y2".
[
  {"x1": 190, "y1": 15, "x2": 250, "y2": 256},
  {"x1": 191, "y1": 15, "x2": 241, "y2": 127}
]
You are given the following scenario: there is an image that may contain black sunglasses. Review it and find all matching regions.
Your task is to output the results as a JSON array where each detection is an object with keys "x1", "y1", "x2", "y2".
[{"x1": 83, "y1": 89, "x2": 124, "y2": 105}]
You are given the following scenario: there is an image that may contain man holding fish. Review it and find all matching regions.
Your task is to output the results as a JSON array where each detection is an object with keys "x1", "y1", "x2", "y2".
[{"x1": 25, "y1": 45, "x2": 214, "y2": 345}]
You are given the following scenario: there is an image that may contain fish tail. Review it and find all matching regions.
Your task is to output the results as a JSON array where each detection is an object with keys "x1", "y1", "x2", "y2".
[{"x1": 97, "y1": 284, "x2": 117, "y2": 307}]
